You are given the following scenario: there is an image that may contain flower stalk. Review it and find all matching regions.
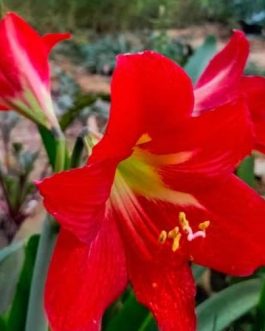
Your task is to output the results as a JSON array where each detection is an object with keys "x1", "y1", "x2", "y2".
[{"x1": 25, "y1": 130, "x2": 66, "y2": 331}]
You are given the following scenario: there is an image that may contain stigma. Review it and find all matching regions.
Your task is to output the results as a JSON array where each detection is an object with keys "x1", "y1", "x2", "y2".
[{"x1": 159, "y1": 212, "x2": 210, "y2": 252}]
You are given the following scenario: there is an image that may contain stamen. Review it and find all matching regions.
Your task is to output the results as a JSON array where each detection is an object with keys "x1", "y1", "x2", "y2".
[
  {"x1": 198, "y1": 221, "x2": 210, "y2": 231},
  {"x1": 179, "y1": 212, "x2": 191, "y2": 232},
  {"x1": 172, "y1": 233, "x2": 182, "y2": 252},
  {"x1": 168, "y1": 226, "x2": 180, "y2": 239},
  {"x1": 159, "y1": 227, "x2": 182, "y2": 252},
  {"x1": 159, "y1": 213, "x2": 210, "y2": 252},
  {"x1": 159, "y1": 230, "x2": 167, "y2": 244}
]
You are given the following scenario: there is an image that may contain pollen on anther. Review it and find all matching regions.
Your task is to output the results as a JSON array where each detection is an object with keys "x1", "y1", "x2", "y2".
[
  {"x1": 198, "y1": 221, "x2": 210, "y2": 231},
  {"x1": 159, "y1": 230, "x2": 167, "y2": 244},
  {"x1": 168, "y1": 226, "x2": 179, "y2": 239},
  {"x1": 178, "y1": 212, "x2": 190, "y2": 232},
  {"x1": 172, "y1": 233, "x2": 181, "y2": 252}
]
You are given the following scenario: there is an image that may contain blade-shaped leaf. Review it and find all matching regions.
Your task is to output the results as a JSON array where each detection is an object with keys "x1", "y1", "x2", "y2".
[
  {"x1": 138, "y1": 314, "x2": 157, "y2": 331},
  {"x1": 0, "y1": 244, "x2": 24, "y2": 314},
  {"x1": 192, "y1": 264, "x2": 206, "y2": 281},
  {"x1": 237, "y1": 155, "x2": 255, "y2": 188},
  {"x1": 6, "y1": 235, "x2": 39, "y2": 331},
  {"x1": 38, "y1": 125, "x2": 69, "y2": 171},
  {"x1": 38, "y1": 125, "x2": 57, "y2": 169},
  {"x1": 104, "y1": 291, "x2": 150, "y2": 331},
  {"x1": 253, "y1": 276, "x2": 265, "y2": 331},
  {"x1": 0, "y1": 242, "x2": 23, "y2": 263},
  {"x1": 197, "y1": 278, "x2": 262, "y2": 331},
  {"x1": 0, "y1": 315, "x2": 7, "y2": 331},
  {"x1": 59, "y1": 93, "x2": 109, "y2": 130}
]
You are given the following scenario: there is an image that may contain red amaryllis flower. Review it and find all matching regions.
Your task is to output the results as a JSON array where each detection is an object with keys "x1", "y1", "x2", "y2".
[
  {"x1": 0, "y1": 12, "x2": 70, "y2": 129},
  {"x1": 38, "y1": 31, "x2": 265, "y2": 331}
]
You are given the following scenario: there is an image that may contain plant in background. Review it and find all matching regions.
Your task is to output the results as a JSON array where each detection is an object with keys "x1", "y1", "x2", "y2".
[
  {"x1": 0, "y1": 116, "x2": 39, "y2": 243},
  {"x1": 78, "y1": 32, "x2": 192, "y2": 76},
  {"x1": 80, "y1": 35, "x2": 137, "y2": 75},
  {"x1": 147, "y1": 31, "x2": 192, "y2": 66}
]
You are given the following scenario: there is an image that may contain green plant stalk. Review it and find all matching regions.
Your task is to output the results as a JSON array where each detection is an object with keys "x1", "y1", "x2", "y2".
[
  {"x1": 0, "y1": 0, "x2": 4, "y2": 19},
  {"x1": 25, "y1": 130, "x2": 66, "y2": 331},
  {"x1": 25, "y1": 217, "x2": 58, "y2": 331},
  {"x1": 254, "y1": 279, "x2": 265, "y2": 331}
]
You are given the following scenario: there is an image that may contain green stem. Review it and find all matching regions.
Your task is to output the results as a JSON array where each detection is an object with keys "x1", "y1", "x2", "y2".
[
  {"x1": 52, "y1": 126, "x2": 67, "y2": 172},
  {"x1": 138, "y1": 313, "x2": 154, "y2": 331},
  {"x1": 54, "y1": 138, "x2": 66, "y2": 172},
  {"x1": 25, "y1": 217, "x2": 58, "y2": 331},
  {"x1": 0, "y1": 1, "x2": 4, "y2": 19},
  {"x1": 25, "y1": 130, "x2": 66, "y2": 331}
]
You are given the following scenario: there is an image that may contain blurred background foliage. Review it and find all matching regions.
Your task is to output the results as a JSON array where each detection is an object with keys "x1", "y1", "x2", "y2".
[{"x1": 4, "y1": 0, "x2": 265, "y2": 32}]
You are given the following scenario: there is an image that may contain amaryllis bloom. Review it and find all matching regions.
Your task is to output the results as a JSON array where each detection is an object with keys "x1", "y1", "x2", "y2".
[
  {"x1": 38, "y1": 31, "x2": 265, "y2": 331},
  {"x1": 0, "y1": 13, "x2": 70, "y2": 129}
]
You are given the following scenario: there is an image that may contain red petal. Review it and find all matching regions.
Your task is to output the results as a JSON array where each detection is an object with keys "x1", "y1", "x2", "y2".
[
  {"x1": 143, "y1": 99, "x2": 253, "y2": 184},
  {"x1": 194, "y1": 30, "x2": 249, "y2": 113},
  {"x1": 37, "y1": 162, "x2": 116, "y2": 242},
  {"x1": 112, "y1": 173, "x2": 265, "y2": 278},
  {"x1": 188, "y1": 175, "x2": 265, "y2": 276},
  {"x1": 0, "y1": 103, "x2": 9, "y2": 110},
  {"x1": 46, "y1": 217, "x2": 127, "y2": 331},
  {"x1": 129, "y1": 259, "x2": 196, "y2": 331},
  {"x1": 111, "y1": 196, "x2": 196, "y2": 330},
  {"x1": 241, "y1": 76, "x2": 265, "y2": 153},
  {"x1": 91, "y1": 51, "x2": 194, "y2": 161},
  {"x1": 0, "y1": 12, "x2": 50, "y2": 90},
  {"x1": 42, "y1": 33, "x2": 71, "y2": 53}
]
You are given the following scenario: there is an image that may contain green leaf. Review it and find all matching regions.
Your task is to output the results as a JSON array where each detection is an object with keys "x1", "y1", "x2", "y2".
[
  {"x1": 38, "y1": 125, "x2": 69, "y2": 171},
  {"x1": 184, "y1": 36, "x2": 217, "y2": 83},
  {"x1": 6, "y1": 235, "x2": 39, "y2": 331},
  {"x1": 253, "y1": 277, "x2": 265, "y2": 331},
  {"x1": 138, "y1": 314, "x2": 157, "y2": 331},
  {"x1": 104, "y1": 291, "x2": 150, "y2": 331},
  {"x1": 59, "y1": 93, "x2": 109, "y2": 131},
  {"x1": 70, "y1": 132, "x2": 87, "y2": 168},
  {"x1": 192, "y1": 264, "x2": 206, "y2": 281},
  {"x1": 237, "y1": 156, "x2": 255, "y2": 188},
  {"x1": 197, "y1": 278, "x2": 262, "y2": 331},
  {"x1": 0, "y1": 242, "x2": 23, "y2": 263},
  {"x1": 0, "y1": 243, "x2": 24, "y2": 314},
  {"x1": 38, "y1": 125, "x2": 57, "y2": 169},
  {"x1": 0, "y1": 315, "x2": 7, "y2": 331}
]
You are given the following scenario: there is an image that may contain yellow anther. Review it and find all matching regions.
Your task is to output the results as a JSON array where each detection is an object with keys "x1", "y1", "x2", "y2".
[
  {"x1": 159, "y1": 230, "x2": 167, "y2": 244},
  {"x1": 168, "y1": 226, "x2": 179, "y2": 239},
  {"x1": 198, "y1": 221, "x2": 210, "y2": 231},
  {"x1": 159, "y1": 227, "x2": 182, "y2": 252},
  {"x1": 179, "y1": 212, "x2": 190, "y2": 232},
  {"x1": 172, "y1": 233, "x2": 182, "y2": 252}
]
